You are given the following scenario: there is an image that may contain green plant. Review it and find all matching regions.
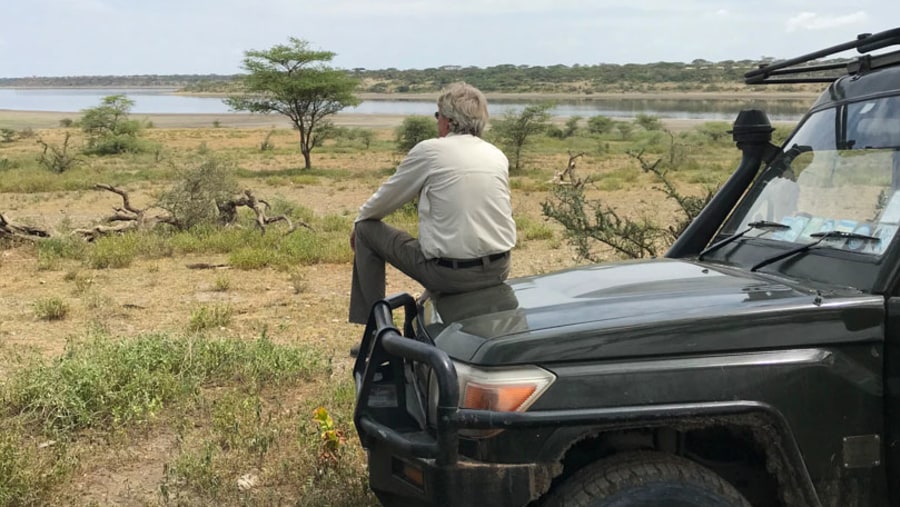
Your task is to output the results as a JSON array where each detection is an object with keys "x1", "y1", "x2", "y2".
[
  {"x1": 32, "y1": 297, "x2": 69, "y2": 321},
  {"x1": 635, "y1": 113, "x2": 663, "y2": 131},
  {"x1": 0, "y1": 128, "x2": 15, "y2": 143},
  {"x1": 3, "y1": 333, "x2": 323, "y2": 434},
  {"x1": 87, "y1": 233, "x2": 139, "y2": 269},
  {"x1": 189, "y1": 304, "x2": 233, "y2": 332},
  {"x1": 490, "y1": 103, "x2": 553, "y2": 171},
  {"x1": 562, "y1": 116, "x2": 582, "y2": 138},
  {"x1": 212, "y1": 274, "x2": 231, "y2": 292},
  {"x1": 516, "y1": 215, "x2": 555, "y2": 241},
  {"x1": 156, "y1": 156, "x2": 239, "y2": 229},
  {"x1": 394, "y1": 115, "x2": 438, "y2": 152},
  {"x1": 587, "y1": 115, "x2": 614, "y2": 135},
  {"x1": 0, "y1": 429, "x2": 74, "y2": 505},
  {"x1": 312, "y1": 406, "x2": 345, "y2": 469},
  {"x1": 0, "y1": 157, "x2": 17, "y2": 171},
  {"x1": 542, "y1": 131, "x2": 716, "y2": 261},
  {"x1": 80, "y1": 94, "x2": 147, "y2": 155},
  {"x1": 37, "y1": 132, "x2": 82, "y2": 173}
]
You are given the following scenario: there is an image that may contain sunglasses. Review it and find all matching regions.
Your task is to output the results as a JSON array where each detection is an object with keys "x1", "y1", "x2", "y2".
[{"x1": 434, "y1": 111, "x2": 440, "y2": 119}]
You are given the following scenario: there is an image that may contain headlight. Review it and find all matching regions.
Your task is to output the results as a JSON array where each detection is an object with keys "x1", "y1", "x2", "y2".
[{"x1": 428, "y1": 361, "x2": 556, "y2": 438}]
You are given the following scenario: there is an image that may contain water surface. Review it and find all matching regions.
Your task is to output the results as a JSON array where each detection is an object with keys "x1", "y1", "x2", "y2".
[{"x1": 0, "y1": 88, "x2": 811, "y2": 121}]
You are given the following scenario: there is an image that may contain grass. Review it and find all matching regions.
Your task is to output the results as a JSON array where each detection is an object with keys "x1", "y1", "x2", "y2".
[
  {"x1": 30, "y1": 213, "x2": 356, "y2": 273},
  {"x1": 516, "y1": 215, "x2": 555, "y2": 241},
  {"x1": 32, "y1": 297, "x2": 69, "y2": 321},
  {"x1": 0, "y1": 331, "x2": 353, "y2": 505},
  {"x1": 188, "y1": 304, "x2": 233, "y2": 332}
]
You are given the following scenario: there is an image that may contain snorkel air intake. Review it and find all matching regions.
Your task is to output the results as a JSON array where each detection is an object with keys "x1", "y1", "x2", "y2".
[{"x1": 667, "y1": 109, "x2": 779, "y2": 258}]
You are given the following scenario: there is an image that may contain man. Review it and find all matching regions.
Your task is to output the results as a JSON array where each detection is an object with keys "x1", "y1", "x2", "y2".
[{"x1": 348, "y1": 82, "x2": 516, "y2": 325}]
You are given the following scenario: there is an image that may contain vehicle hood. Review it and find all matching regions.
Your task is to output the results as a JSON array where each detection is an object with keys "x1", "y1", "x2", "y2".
[{"x1": 420, "y1": 258, "x2": 883, "y2": 364}]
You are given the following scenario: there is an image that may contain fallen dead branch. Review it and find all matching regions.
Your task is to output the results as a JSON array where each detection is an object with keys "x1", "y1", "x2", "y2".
[
  {"x1": 5, "y1": 184, "x2": 313, "y2": 244},
  {"x1": 551, "y1": 151, "x2": 585, "y2": 187},
  {"x1": 217, "y1": 189, "x2": 313, "y2": 234},
  {"x1": 73, "y1": 184, "x2": 179, "y2": 241},
  {"x1": 0, "y1": 213, "x2": 51, "y2": 242}
]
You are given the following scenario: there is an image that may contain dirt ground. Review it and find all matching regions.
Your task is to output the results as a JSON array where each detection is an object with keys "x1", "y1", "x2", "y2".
[{"x1": 0, "y1": 178, "x2": 585, "y2": 357}]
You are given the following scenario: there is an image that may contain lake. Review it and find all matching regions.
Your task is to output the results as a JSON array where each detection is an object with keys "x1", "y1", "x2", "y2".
[{"x1": 0, "y1": 88, "x2": 811, "y2": 121}]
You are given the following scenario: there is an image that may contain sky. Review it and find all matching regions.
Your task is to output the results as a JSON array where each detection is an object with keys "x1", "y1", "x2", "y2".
[{"x1": 1, "y1": 0, "x2": 898, "y2": 77}]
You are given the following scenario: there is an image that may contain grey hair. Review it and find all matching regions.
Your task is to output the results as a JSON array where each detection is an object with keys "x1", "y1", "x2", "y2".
[{"x1": 436, "y1": 82, "x2": 489, "y2": 137}]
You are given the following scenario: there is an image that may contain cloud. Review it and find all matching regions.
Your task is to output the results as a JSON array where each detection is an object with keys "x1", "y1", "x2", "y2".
[{"x1": 785, "y1": 11, "x2": 868, "y2": 32}]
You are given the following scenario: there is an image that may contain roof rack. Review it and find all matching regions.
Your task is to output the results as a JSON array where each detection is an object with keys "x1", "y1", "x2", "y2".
[{"x1": 745, "y1": 27, "x2": 900, "y2": 84}]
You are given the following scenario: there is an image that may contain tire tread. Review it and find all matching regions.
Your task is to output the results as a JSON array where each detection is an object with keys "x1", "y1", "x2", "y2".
[{"x1": 541, "y1": 451, "x2": 753, "y2": 507}]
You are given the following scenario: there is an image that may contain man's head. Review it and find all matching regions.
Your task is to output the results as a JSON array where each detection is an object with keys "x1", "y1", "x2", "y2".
[{"x1": 436, "y1": 82, "x2": 489, "y2": 137}]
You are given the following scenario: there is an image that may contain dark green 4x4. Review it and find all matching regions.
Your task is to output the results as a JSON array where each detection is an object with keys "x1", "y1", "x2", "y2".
[{"x1": 353, "y1": 28, "x2": 900, "y2": 507}]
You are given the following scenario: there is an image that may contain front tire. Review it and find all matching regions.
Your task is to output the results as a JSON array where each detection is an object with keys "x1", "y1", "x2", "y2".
[{"x1": 541, "y1": 451, "x2": 752, "y2": 507}]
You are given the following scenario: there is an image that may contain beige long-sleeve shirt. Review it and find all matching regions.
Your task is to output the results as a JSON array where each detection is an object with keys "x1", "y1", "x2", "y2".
[{"x1": 356, "y1": 133, "x2": 517, "y2": 260}]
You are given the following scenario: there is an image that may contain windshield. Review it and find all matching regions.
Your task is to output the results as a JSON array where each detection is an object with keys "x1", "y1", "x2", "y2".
[{"x1": 728, "y1": 95, "x2": 900, "y2": 258}]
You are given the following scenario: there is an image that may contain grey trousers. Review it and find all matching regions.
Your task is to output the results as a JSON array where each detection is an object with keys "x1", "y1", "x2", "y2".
[{"x1": 348, "y1": 219, "x2": 510, "y2": 324}]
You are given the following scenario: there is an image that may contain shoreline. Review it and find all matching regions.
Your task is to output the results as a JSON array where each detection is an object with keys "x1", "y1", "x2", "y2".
[
  {"x1": 0, "y1": 88, "x2": 811, "y2": 130},
  {"x1": 0, "y1": 109, "x2": 798, "y2": 133},
  {"x1": 171, "y1": 90, "x2": 821, "y2": 102}
]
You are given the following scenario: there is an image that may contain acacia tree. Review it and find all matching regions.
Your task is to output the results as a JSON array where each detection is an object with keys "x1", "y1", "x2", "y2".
[
  {"x1": 490, "y1": 103, "x2": 552, "y2": 171},
  {"x1": 80, "y1": 94, "x2": 144, "y2": 154},
  {"x1": 225, "y1": 38, "x2": 359, "y2": 169}
]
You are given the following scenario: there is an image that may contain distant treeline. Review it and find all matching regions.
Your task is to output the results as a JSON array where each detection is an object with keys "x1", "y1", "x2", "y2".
[
  {"x1": 349, "y1": 61, "x2": 769, "y2": 94},
  {"x1": 0, "y1": 59, "x2": 825, "y2": 94},
  {"x1": 0, "y1": 74, "x2": 237, "y2": 88}
]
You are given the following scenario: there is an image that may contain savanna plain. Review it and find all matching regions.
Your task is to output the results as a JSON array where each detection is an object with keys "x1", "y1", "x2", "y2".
[{"x1": 0, "y1": 107, "x2": 794, "y2": 506}]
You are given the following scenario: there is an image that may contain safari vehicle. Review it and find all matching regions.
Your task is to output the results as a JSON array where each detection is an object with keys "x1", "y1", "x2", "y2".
[{"x1": 353, "y1": 27, "x2": 900, "y2": 506}]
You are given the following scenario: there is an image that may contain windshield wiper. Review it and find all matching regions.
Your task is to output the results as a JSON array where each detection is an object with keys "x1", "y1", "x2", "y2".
[
  {"x1": 750, "y1": 230, "x2": 881, "y2": 272},
  {"x1": 698, "y1": 220, "x2": 791, "y2": 261}
]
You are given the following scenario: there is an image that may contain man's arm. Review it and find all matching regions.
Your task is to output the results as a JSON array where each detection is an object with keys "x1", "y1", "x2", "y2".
[{"x1": 356, "y1": 142, "x2": 432, "y2": 222}]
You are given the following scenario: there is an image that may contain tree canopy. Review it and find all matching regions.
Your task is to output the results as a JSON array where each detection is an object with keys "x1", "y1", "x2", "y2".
[
  {"x1": 225, "y1": 38, "x2": 359, "y2": 169},
  {"x1": 490, "y1": 103, "x2": 553, "y2": 171},
  {"x1": 80, "y1": 94, "x2": 146, "y2": 155}
]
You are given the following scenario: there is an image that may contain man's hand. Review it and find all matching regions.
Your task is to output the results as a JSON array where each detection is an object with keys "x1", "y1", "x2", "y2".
[{"x1": 349, "y1": 224, "x2": 356, "y2": 251}]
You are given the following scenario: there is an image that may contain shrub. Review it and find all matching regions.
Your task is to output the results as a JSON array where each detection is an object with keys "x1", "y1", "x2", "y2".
[
  {"x1": 32, "y1": 297, "x2": 69, "y2": 321},
  {"x1": 635, "y1": 114, "x2": 663, "y2": 131},
  {"x1": 156, "y1": 157, "x2": 240, "y2": 229},
  {"x1": 37, "y1": 133, "x2": 81, "y2": 173},
  {"x1": 542, "y1": 133, "x2": 715, "y2": 261},
  {"x1": 188, "y1": 304, "x2": 233, "y2": 332},
  {"x1": 394, "y1": 115, "x2": 437, "y2": 152},
  {"x1": 87, "y1": 234, "x2": 139, "y2": 269},
  {"x1": 587, "y1": 115, "x2": 614, "y2": 135},
  {"x1": 80, "y1": 94, "x2": 147, "y2": 155}
]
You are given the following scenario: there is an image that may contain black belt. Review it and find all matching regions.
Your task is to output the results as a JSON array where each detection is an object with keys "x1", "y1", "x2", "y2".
[{"x1": 434, "y1": 251, "x2": 509, "y2": 269}]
